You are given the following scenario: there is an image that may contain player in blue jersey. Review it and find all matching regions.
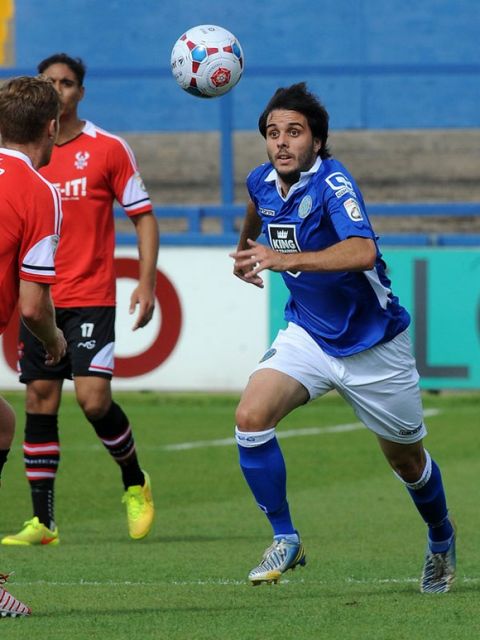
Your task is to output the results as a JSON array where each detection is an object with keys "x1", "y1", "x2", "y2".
[{"x1": 230, "y1": 83, "x2": 455, "y2": 593}]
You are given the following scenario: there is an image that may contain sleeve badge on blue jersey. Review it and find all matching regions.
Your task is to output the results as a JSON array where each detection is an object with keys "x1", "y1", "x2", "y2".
[
  {"x1": 325, "y1": 172, "x2": 356, "y2": 198},
  {"x1": 343, "y1": 197, "x2": 363, "y2": 221}
]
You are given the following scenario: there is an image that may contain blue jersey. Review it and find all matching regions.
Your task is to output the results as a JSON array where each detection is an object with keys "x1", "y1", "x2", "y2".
[{"x1": 246, "y1": 157, "x2": 410, "y2": 356}]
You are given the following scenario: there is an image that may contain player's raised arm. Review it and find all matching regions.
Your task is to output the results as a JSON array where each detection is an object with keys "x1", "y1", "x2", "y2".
[{"x1": 234, "y1": 236, "x2": 377, "y2": 278}]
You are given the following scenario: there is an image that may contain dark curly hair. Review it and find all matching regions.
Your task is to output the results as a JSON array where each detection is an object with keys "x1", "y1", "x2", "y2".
[
  {"x1": 38, "y1": 53, "x2": 86, "y2": 86},
  {"x1": 258, "y1": 82, "x2": 331, "y2": 158}
]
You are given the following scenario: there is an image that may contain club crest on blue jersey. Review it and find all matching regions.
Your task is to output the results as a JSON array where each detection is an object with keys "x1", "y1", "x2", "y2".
[{"x1": 298, "y1": 195, "x2": 312, "y2": 219}]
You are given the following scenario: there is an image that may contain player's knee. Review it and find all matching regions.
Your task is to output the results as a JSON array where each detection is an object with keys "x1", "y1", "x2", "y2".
[
  {"x1": 235, "y1": 403, "x2": 274, "y2": 431},
  {"x1": 25, "y1": 381, "x2": 61, "y2": 413},
  {"x1": 78, "y1": 396, "x2": 109, "y2": 421},
  {"x1": 391, "y1": 455, "x2": 425, "y2": 484}
]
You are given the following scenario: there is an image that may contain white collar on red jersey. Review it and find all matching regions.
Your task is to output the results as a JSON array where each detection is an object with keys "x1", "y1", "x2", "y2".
[
  {"x1": 82, "y1": 120, "x2": 97, "y2": 137},
  {"x1": 0, "y1": 147, "x2": 33, "y2": 167}
]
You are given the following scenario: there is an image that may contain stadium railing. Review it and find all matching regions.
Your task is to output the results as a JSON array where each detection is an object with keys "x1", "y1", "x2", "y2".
[
  {"x1": 3, "y1": 66, "x2": 480, "y2": 248},
  {"x1": 115, "y1": 202, "x2": 480, "y2": 247}
]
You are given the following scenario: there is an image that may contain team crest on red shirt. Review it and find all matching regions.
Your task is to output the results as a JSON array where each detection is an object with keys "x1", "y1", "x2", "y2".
[{"x1": 74, "y1": 151, "x2": 90, "y2": 170}]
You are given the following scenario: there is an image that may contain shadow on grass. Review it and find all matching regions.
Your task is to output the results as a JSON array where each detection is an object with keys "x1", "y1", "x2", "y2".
[
  {"x1": 28, "y1": 602, "x2": 272, "y2": 618},
  {"x1": 57, "y1": 532, "x2": 264, "y2": 545}
]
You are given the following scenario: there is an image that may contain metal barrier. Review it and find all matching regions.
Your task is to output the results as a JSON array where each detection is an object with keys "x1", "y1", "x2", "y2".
[
  {"x1": 115, "y1": 202, "x2": 480, "y2": 247},
  {"x1": 3, "y1": 65, "x2": 480, "y2": 247}
]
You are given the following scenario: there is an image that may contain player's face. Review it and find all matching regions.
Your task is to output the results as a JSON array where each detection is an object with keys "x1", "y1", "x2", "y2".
[
  {"x1": 265, "y1": 109, "x2": 321, "y2": 189},
  {"x1": 40, "y1": 63, "x2": 84, "y2": 118}
]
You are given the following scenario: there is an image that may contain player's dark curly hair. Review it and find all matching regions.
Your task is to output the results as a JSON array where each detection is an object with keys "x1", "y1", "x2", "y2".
[
  {"x1": 37, "y1": 53, "x2": 86, "y2": 86},
  {"x1": 258, "y1": 82, "x2": 331, "y2": 158}
]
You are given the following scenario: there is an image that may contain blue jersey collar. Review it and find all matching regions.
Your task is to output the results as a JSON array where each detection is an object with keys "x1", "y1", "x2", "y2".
[{"x1": 265, "y1": 156, "x2": 322, "y2": 200}]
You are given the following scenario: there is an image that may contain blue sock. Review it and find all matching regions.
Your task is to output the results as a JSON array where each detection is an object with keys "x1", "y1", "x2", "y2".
[
  {"x1": 406, "y1": 455, "x2": 453, "y2": 551},
  {"x1": 237, "y1": 433, "x2": 295, "y2": 537}
]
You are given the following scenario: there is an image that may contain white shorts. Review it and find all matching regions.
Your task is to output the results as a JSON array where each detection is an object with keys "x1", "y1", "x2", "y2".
[{"x1": 254, "y1": 322, "x2": 427, "y2": 444}]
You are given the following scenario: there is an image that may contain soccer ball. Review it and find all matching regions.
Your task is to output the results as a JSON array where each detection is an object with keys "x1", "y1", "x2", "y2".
[{"x1": 170, "y1": 24, "x2": 244, "y2": 98}]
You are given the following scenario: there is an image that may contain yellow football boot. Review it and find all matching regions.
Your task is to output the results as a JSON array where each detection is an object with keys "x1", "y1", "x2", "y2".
[
  {"x1": 1, "y1": 517, "x2": 59, "y2": 546},
  {"x1": 121, "y1": 470, "x2": 154, "y2": 540}
]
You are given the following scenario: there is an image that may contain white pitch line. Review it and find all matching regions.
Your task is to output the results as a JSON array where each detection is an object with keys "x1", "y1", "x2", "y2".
[
  {"x1": 11, "y1": 572, "x2": 478, "y2": 588},
  {"x1": 163, "y1": 423, "x2": 363, "y2": 451},
  {"x1": 347, "y1": 576, "x2": 479, "y2": 585},
  {"x1": 163, "y1": 408, "x2": 440, "y2": 451},
  {"x1": 10, "y1": 579, "x2": 248, "y2": 587},
  {"x1": 52, "y1": 408, "x2": 440, "y2": 452}
]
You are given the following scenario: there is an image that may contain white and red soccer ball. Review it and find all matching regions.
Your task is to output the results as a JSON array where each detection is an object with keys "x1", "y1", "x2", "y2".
[{"x1": 170, "y1": 24, "x2": 244, "y2": 98}]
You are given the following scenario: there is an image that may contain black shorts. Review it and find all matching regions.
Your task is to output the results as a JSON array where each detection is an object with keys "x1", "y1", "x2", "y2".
[{"x1": 19, "y1": 307, "x2": 116, "y2": 383}]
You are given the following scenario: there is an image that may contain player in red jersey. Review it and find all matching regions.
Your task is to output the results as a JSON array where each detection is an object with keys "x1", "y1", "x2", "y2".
[
  {"x1": 2, "y1": 54, "x2": 159, "y2": 548},
  {"x1": 0, "y1": 74, "x2": 67, "y2": 617}
]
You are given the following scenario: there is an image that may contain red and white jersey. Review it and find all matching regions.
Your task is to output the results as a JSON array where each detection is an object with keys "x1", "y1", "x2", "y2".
[
  {"x1": 0, "y1": 148, "x2": 62, "y2": 335},
  {"x1": 39, "y1": 120, "x2": 152, "y2": 307}
]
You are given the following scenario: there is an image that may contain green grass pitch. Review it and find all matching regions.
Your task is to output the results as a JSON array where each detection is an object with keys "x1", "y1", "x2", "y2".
[{"x1": 0, "y1": 390, "x2": 479, "y2": 639}]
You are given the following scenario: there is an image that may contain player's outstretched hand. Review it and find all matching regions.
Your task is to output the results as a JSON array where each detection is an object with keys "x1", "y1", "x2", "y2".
[
  {"x1": 230, "y1": 239, "x2": 288, "y2": 286},
  {"x1": 129, "y1": 284, "x2": 155, "y2": 331},
  {"x1": 230, "y1": 241, "x2": 264, "y2": 288},
  {"x1": 44, "y1": 328, "x2": 67, "y2": 366}
]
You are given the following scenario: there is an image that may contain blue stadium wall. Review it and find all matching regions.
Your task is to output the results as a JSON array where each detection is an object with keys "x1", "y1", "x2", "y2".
[{"x1": 9, "y1": 0, "x2": 480, "y2": 131}]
